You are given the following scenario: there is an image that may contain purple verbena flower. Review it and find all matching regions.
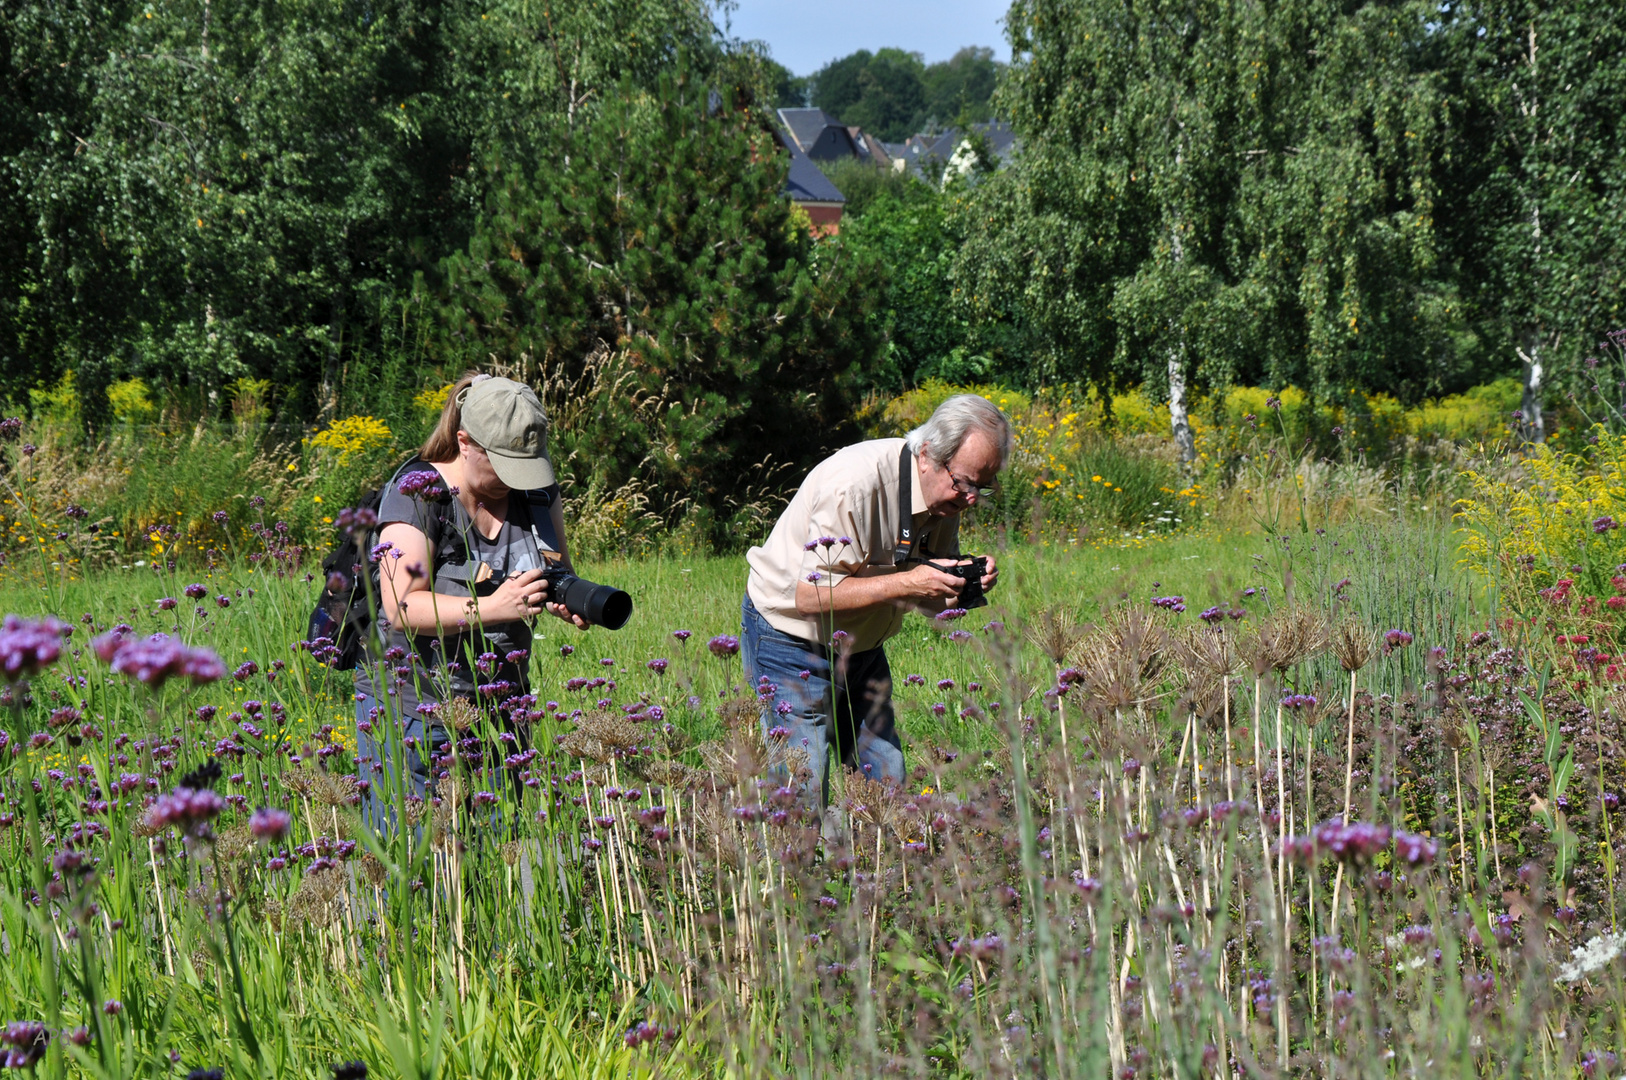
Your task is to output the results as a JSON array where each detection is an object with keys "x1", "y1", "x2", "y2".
[
  {"x1": 708, "y1": 634, "x2": 740, "y2": 658},
  {"x1": 249, "y1": 807, "x2": 292, "y2": 842},
  {"x1": 1392, "y1": 829, "x2": 1439, "y2": 865},
  {"x1": 0, "y1": 1021, "x2": 50, "y2": 1068},
  {"x1": 0, "y1": 615, "x2": 68, "y2": 681},
  {"x1": 145, "y1": 786, "x2": 226, "y2": 839},
  {"x1": 398, "y1": 470, "x2": 450, "y2": 501},
  {"x1": 94, "y1": 632, "x2": 226, "y2": 687}
]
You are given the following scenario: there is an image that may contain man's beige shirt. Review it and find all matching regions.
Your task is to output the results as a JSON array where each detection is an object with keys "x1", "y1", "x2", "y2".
[{"x1": 747, "y1": 438, "x2": 960, "y2": 653}]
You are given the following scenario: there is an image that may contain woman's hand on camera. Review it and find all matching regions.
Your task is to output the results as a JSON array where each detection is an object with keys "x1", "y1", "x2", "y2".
[
  {"x1": 488, "y1": 568, "x2": 548, "y2": 623},
  {"x1": 545, "y1": 600, "x2": 590, "y2": 630}
]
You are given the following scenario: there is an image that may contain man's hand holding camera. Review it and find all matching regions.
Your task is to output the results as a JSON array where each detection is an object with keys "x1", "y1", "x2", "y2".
[{"x1": 903, "y1": 555, "x2": 998, "y2": 613}]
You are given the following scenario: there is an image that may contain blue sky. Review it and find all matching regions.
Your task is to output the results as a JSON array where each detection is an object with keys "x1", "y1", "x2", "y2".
[{"x1": 721, "y1": 0, "x2": 1011, "y2": 76}]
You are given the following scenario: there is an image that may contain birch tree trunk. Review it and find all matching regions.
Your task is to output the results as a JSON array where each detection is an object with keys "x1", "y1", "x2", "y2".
[
  {"x1": 1518, "y1": 338, "x2": 1545, "y2": 445},
  {"x1": 1168, "y1": 348, "x2": 1196, "y2": 464}
]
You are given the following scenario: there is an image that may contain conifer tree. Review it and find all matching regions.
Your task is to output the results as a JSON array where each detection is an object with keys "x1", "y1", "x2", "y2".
[{"x1": 438, "y1": 63, "x2": 883, "y2": 543}]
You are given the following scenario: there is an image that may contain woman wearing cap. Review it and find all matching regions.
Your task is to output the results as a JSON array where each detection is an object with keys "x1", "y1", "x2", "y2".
[{"x1": 354, "y1": 372, "x2": 585, "y2": 806}]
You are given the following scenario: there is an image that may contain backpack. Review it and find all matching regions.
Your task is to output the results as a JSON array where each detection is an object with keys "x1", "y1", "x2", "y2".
[
  {"x1": 305, "y1": 457, "x2": 559, "y2": 671},
  {"x1": 306, "y1": 456, "x2": 438, "y2": 671}
]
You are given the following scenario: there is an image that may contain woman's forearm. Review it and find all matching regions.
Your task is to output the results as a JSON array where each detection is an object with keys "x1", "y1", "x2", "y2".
[{"x1": 386, "y1": 590, "x2": 489, "y2": 634}]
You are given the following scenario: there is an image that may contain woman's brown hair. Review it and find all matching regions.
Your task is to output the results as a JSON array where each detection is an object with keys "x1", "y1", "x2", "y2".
[{"x1": 418, "y1": 371, "x2": 484, "y2": 463}]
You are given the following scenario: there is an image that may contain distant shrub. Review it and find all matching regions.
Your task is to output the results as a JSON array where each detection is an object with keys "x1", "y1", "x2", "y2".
[
  {"x1": 864, "y1": 378, "x2": 1033, "y2": 438},
  {"x1": 28, "y1": 370, "x2": 78, "y2": 428},
  {"x1": 308, "y1": 416, "x2": 394, "y2": 464},
  {"x1": 1458, "y1": 425, "x2": 1626, "y2": 599},
  {"x1": 227, "y1": 378, "x2": 272, "y2": 425},
  {"x1": 1405, "y1": 377, "x2": 1521, "y2": 442},
  {"x1": 107, "y1": 379, "x2": 157, "y2": 424},
  {"x1": 413, "y1": 382, "x2": 453, "y2": 422}
]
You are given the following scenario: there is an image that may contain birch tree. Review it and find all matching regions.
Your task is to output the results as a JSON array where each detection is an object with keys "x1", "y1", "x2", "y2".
[{"x1": 955, "y1": 0, "x2": 1454, "y2": 435}]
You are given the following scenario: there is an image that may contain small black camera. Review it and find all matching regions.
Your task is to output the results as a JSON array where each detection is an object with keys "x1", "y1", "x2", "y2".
[{"x1": 929, "y1": 556, "x2": 989, "y2": 609}]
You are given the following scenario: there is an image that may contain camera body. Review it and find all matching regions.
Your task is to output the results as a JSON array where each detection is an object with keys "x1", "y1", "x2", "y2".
[
  {"x1": 542, "y1": 565, "x2": 633, "y2": 630},
  {"x1": 929, "y1": 556, "x2": 989, "y2": 609}
]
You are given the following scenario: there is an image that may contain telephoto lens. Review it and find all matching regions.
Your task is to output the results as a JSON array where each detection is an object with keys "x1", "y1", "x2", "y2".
[{"x1": 544, "y1": 569, "x2": 633, "y2": 630}]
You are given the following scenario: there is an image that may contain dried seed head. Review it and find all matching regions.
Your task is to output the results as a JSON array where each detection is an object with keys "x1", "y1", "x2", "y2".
[
  {"x1": 561, "y1": 709, "x2": 645, "y2": 763},
  {"x1": 1027, "y1": 606, "x2": 1085, "y2": 666},
  {"x1": 842, "y1": 771, "x2": 896, "y2": 827},
  {"x1": 359, "y1": 853, "x2": 388, "y2": 888},
  {"x1": 444, "y1": 697, "x2": 480, "y2": 733},
  {"x1": 1333, "y1": 621, "x2": 1374, "y2": 673},
  {"x1": 282, "y1": 766, "x2": 319, "y2": 800},
  {"x1": 717, "y1": 696, "x2": 761, "y2": 741},
  {"x1": 1068, "y1": 605, "x2": 1169, "y2": 710},
  {"x1": 636, "y1": 758, "x2": 709, "y2": 789},
  {"x1": 1246, "y1": 608, "x2": 1329, "y2": 676},
  {"x1": 313, "y1": 771, "x2": 359, "y2": 809},
  {"x1": 1442, "y1": 719, "x2": 1471, "y2": 751},
  {"x1": 213, "y1": 824, "x2": 254, "y2": 863}
]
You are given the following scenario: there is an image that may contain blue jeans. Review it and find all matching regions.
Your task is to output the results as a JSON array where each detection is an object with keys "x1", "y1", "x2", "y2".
[
  {"x1": 354, "y1": 689, "x2": 448, "y2": 833},
  {"x1": 740, "y1": 594, "x2": 906, "y2": 809}
]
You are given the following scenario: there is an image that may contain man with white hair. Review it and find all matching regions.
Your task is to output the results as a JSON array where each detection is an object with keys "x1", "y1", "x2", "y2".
[{"x1": 741, "y1": 394, "x2": 1011, "y2": 810}]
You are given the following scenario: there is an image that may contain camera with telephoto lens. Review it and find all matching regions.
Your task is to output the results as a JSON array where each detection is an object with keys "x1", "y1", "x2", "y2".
[
  {"x1": 542, "y1": 563, "x2": 633, "y2": 630},
  {"x1": 929, "y1": 556, "x2": 989, "y2": 609}
]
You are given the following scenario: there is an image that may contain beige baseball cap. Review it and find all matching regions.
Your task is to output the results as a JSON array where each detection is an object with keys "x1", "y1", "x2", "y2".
[{"x1": 457, "y1": 376, "x2": 556, "y2": 490}]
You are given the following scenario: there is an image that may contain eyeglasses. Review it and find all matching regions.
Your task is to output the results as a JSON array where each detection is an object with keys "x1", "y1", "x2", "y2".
[{"x1": 948, "y1": 471, "x2": 997, "y2": 499}]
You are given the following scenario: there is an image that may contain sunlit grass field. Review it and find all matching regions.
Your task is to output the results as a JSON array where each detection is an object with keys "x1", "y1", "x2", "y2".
[
  {"x1": 8, "y1": 514, "x2": 1564, "y2": 1080},
  {"x1": 0, "y1": 520, "x2": 1477, "y2": 759}
]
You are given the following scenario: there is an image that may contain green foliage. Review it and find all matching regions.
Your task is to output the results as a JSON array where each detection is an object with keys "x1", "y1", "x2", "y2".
[
  {"x1": 955, "y1": 0, "x2": 1466, "y2": 400},
  {"x1": 0, "y1": 0, "x2": 723, "y2": 427},
  {"x1": 107, "y1": 378, "x2": 156, "y2": 424},
  {"x1": 1441, "y1": 0, "x2": 1626, "y2": 397},
  {"x1": 436, "y1": 62, "x2": 885, "y2": 548},
  {"x1": 835, "y1": 187, "x2": 982, "y2": 391},
  {"x1": 754, "y1": 53, "x2": 810, "y2": 108},
  {"x1": 810, "y1": 48, "x2": 929, "y2": 143},
  {"x1": 920, "y1": 47, "x2": 1002, "y2": 129},
  {"x1": 813, "y1": 158, "x2": 918, "y2": 219},
  {"x1": 809, "y1": 47, "x2": 1004, "y2": 143}
]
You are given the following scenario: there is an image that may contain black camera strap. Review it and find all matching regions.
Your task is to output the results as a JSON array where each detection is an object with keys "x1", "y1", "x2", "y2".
[{"x1": 893, "y1": 445, "x2": 921, "y2": 565}]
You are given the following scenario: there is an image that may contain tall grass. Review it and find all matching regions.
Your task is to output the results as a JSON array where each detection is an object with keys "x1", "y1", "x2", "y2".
[
  {"x1": 6, "y1": 390, "x2": 1626, "y2": 1076},
  {"x1": 5, "y1": 465, "x2": 1625, "y2": 1077}
]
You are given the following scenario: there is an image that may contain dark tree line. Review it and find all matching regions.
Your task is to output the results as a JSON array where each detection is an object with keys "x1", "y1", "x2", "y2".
[
  {"x1": 0, "y1": 0, "x2": 882, "y2": 543},
  {"x1": 4, "y1": 0, "x2": 1625, "y2": 477}
]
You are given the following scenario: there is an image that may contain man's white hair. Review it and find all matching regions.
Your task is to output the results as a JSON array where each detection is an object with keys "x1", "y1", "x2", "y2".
[{"x1": 904, "y1": 394, "x2": 1013, "y2": 469}]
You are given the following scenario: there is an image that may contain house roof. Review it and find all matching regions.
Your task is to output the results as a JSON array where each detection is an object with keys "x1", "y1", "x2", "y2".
[
  {"x1": 776, "y1": 127, "x2": 846, "y2": 204},
  {"x1": 890, "y1": 121, "x2": 1019, "y2": 178},
  {"x1": 777, "y1": 108, "x2": 843, "y2": 153},
  {"x1": 777, "y1": 107, "x2": 865, "y2": 161},
  {"x1": 925, "y1": 120, "x2": 1017, "y2": 162}
]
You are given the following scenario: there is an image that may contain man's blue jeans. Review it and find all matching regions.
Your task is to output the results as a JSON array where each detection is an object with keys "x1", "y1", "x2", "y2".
[{"x1": 740, "y1": 594, "x2": 906, "y2": 808}]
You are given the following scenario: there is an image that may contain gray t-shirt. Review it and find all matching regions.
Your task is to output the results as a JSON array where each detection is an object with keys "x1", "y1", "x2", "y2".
[{"x1": 354, "y1": 472, "x2": 560, "y2": 718}]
